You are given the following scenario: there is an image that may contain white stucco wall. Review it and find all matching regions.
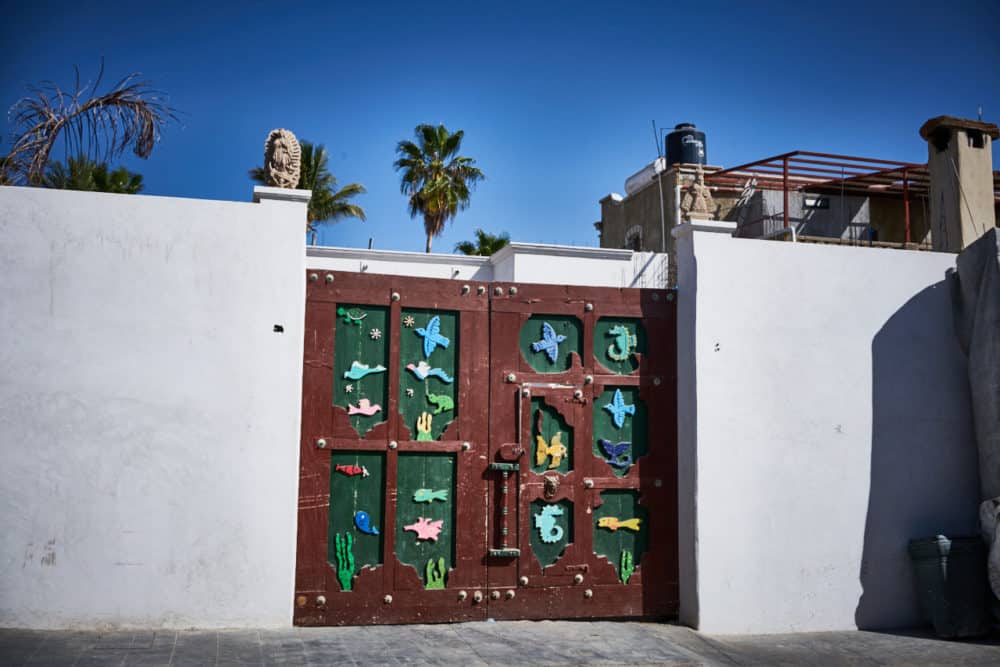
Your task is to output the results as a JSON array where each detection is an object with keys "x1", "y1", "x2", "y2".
[
  {"x1": 675, "y1": 223, "x2": 979, "y2": 634},
  {"x1": 306, "y1": 243, "x2": 669, "y2": 288},
  {"x1": 0, "y1": 186, "x2": 306, "y2": 629}
]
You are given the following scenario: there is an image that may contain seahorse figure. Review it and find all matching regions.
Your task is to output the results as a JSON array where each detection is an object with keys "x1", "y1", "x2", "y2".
[
  {"x1": 607, "y1": 325, "x2": 637, "y2": 362},
  {"x1": 534, "y1": 505, "x2": 565, "y2": 543}
]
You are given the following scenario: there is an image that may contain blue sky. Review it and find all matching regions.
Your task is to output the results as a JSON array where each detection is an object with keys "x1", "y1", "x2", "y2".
[{"x1": 3, "y1": 1, "x2": 998, "y2": 251}]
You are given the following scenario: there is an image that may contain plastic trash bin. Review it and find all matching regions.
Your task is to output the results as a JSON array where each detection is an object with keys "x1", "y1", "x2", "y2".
[{"x1": 908, "y1": 535, "x2": 993, "y2": 638}]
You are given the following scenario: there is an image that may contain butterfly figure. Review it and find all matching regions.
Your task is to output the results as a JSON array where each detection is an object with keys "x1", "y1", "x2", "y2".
[
  {"x1": 531, "y1": 321, "x2": 567, "y2": 363},
  {"x1": 603, "y1": 388, "x2": 635, "y2": 428},
  {"x1": 599, "y1": 439, "x2": 632, "y2": 469},
  {"x1": 415, "y1": 316, "x2": 450, "y2": 358}
]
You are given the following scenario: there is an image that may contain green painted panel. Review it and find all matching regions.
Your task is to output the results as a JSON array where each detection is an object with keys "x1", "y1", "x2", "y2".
[
  {"x1": 530, "y1": 397, "x2": 573, "y2": 474},
  {"x1": 592, "y1": 490, "x2": 648, "y2": 582},
  {"x1": 395, "y1": 453, "x2": 456, "y2": 588},
  {"x1": 399, "y1": 309, "x2": 459, "y2": 440},
  {"x1": 518, "y1": 315, "x2": 582, "y2": 373},
  {"x1": 332, "y1": 304, "x2": 389, "y2": 436},
  {"x1": 592, "y1": 386, "x2": 647, "y2": 477},
  {"x1": 593, "y1": 317, "x2": 646, "y2": 375},
  {"x1": 529, "y1": 499, "x2": 573, "y2": 569},
  {"x1": 328, "y1": 451, "x2": 385, "y2": 589}
]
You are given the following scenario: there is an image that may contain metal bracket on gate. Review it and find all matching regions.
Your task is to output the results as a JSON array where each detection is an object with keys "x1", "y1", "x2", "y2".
[{"x1": 488, "y1": 387, "x2": 527, "y2": 559}]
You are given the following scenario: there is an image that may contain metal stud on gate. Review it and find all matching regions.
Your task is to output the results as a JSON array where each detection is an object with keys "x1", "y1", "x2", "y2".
[
  {"x1": 391, "y1": 292, "x2": 400, "y2": 302},
  {"x1": 296, "y1": 595, "x2": 307, "y2": 607},
  {"x1": 508, "y1": 286, "x2": 518, "y2": 295},
  {"x1": 462, "y1": 442, "x2": 471, "y2": 451},
  {"x1": 653, "y1": 377, "x2": 661, "y2": 386},
  {"x1": 584, "y1": 479, "x2": 594, "y2": 489},
  {"x1": 494, "y1": 286, "x2": 503, "y2": 296},
  {"x1": 384, "y1": 595, "x2": 393, "y2": 604},
  {"x1": 584, "y1": 375, "x2": 593, "y2": 385},
  {"x1": 458, "y1": 590, "x2": 468, "y2": 601},
  {"x1": 473, "y1": 591, "x2": 483, "y2": 603},
  {"x1": 584, "y1": 302, "x2": 593, "y2": 312},
  {"x1": 462, "y1": 284, "x2": 470, "y2": 294},
  {"x1": 505, "y1": 590, "x2": 516, "y2": 599},
  {"x1": 491, "y1": 590, "x2": 501, "y2": 600},
  {"x1": 477, "y1": 286, "x2": 487, "y2": 295},
  {"x1": 388, "y1": 441, "x2": 398, "y2": 450},
  {"x1": 584, "y1": 589, "x2": 593, "y2": 599},
  {"x1": 519, "y1": 576, "x2": 529, "y2": 586},
  {"x1": 316, "y1": 438, "x2": 327, "y2": 449},
  {"x1": 309, "y1": 273, "x2": 319, "y2": 282},
  {"x1": 666, "y1": 292, "x2": 675, "y2": 301},
  {"x1": 325, "y1": 273, "x2": 334, "y2": 284},
  {"x1": 573, "y1": 389, "x2": 583, "y2": 400},
  {"x1": 316, "y1": 595, "x2": 326, "y2": 606},
  {"x1": 506, "y1": 373, "x2": 517, "y2": 383}
]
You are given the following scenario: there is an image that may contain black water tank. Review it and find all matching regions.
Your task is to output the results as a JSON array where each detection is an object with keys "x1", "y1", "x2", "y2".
[{"x1": 666, "y1": 123, "x2": 707, "y2": 166}]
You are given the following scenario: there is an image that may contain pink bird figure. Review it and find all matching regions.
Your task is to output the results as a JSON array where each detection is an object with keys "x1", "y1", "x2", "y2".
[
  {"x1": 347, "y1": 399, "x2": 382, "y2": 416},
  {"x1": 403, "y1": 517, "x2": 444, "y2": 541}
]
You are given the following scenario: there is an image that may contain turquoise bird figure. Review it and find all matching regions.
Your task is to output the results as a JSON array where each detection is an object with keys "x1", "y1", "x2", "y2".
[
  {"x1": 603, "y1": 388, "x2": 635, "y2": 428},
  {"x1": 415, "y1": 316, "x2": 450, "y2": 358}
]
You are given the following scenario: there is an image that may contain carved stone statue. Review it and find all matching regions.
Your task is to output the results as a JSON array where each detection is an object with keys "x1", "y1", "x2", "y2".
[
  {"x1": 680, "y1": 164, "x2": 716, "y2": 220},
  {"x1": 263, "y1": 128, "x2": 301, "y2": 188}
]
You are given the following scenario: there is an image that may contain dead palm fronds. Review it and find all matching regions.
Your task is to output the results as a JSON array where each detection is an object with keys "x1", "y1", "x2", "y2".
[{"x1": 1, "y1": 64, "x2": 176, "y2": 185}]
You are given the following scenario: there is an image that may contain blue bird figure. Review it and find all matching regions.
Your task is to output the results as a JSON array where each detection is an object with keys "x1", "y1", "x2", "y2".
[
  {"x1": 599, "y1": 439, "x2": 633, "y2": 469},
  {"x1": 603, "y1": 388, "x2": 635, "y2": 428},
  {"x1": 531, "y1": 322, "x2": 567, "y2": 363},
  {"x1": 415, "y1": 316, "x2": 450, "y2": 358}
]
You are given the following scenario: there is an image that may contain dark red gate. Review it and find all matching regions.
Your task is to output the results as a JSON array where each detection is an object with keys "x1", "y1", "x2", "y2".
[{"x1": 294, "y1": 271, "x2": 677, "y2": 625}]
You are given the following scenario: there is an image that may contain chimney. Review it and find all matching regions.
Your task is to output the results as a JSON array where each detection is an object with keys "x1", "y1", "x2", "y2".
[{"x1": 920, "y1": 116, "x2": 999, "y2": 252}]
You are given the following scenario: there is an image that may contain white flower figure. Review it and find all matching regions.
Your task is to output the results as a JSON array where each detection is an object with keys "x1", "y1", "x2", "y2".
[
  {"x1": 370, "y1": 328, "x2": 382, "y2": 340},
  {"x1": 345, "y1": 384, "x2": 353, "y2": 393},
  {"x1": 402, "y1": 315, "x2": 416, "y2": 328},
  {"x1": 406, "y1": 388, "x2": 415, "y2": 397}
]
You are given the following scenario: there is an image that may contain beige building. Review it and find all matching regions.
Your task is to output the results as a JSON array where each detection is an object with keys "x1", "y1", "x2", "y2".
[{"x1": 595, "y1": 118, "x2": 1000, "y2": 280}]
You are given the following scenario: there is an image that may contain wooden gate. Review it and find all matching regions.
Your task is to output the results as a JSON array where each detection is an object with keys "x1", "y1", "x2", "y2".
[{"x1": 294, "y1": 272, "x2": 677, "y2": 625}]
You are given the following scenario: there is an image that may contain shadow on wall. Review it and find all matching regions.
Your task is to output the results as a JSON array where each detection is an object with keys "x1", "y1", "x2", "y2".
[{"x1": 855, "y1": 280, "x2": 980, "y2": 629}]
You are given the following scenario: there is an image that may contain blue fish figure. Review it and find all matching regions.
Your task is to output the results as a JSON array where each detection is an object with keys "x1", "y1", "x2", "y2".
[
  {"x1": 531, "y1": 322, "x2": 567, "y2": 363},
  {"x1": 354, "y1": 510, "x2": 379, "y2": 535},
  {"x1": 599, "y1": 439, "x2": 633, "y2": 469},
  {"x1": 603, "y1": 388, "x2": 635, "y2": 429},
  {"x1": 415, "y1": 316, "x2": 450, "y2": 358}
]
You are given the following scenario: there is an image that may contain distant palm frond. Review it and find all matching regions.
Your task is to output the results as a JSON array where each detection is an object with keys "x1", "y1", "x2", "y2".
[{"x1": 2, "y1": 64, "x2": 176, "y2": 185}]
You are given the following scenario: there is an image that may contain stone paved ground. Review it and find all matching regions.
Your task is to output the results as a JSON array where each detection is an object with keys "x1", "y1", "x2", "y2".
[{"x1": 1, "y1": 621, "x2": 998, "y2": 666}]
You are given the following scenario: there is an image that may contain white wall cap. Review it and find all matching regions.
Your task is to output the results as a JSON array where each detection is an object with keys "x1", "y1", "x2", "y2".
[
  {"x1": 490, "y1": 242, "x2": 634, "y2": 263},
  {"x1": 253, "y1": 185, "x2": 312, "y2": 204},
  {"x1": 307, "y1": 245, "x2": 490, "y2": 266},
  {"x1": 671, "y1": 220, "x2": 737, "y2": 239}
]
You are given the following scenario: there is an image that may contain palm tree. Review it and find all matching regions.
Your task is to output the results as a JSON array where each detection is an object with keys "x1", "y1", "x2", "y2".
[
  {"x1": 394, "y1": 124, "x2": 485, "y2": 253},
  {"x1": 454, "y1": 228, "x2": 510, "y2": 256},
  {"x1": 1, "y1": 63, "x2": 174, "y2": 185},
  {"x1": 43, "y1": 156, "x2": 143, "y2": 194},
  {"x1": 250, "y1": 141, "x2": 366, "y2": 244}
]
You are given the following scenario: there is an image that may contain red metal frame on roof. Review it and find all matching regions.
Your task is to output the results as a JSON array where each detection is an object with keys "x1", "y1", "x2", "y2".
[{"x1": 705, "y1": 150, "x2": 1000, "y2": 243}]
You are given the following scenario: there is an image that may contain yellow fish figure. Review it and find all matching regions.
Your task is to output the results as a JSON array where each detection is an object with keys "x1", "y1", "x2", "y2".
[
  {"x1": 597, "y1": 517, "x2": 642, "y2": 532},
  {"x1": 535, "y1": 432, "x2": 567, "y2": 469}
]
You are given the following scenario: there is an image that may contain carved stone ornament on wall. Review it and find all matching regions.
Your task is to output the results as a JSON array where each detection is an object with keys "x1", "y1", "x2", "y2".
[
  {"x1": 680, "y1": 164, "x2": 716, "y2": 221},
  {"x1": 263, "y1": 128, "x2": 302, "y2": 188}
]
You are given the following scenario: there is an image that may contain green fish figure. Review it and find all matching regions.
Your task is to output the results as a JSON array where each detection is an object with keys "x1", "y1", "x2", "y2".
[
  {"x1": 426, "y1": 392, "x2": 454, "y2": 415},
  {"x1": 413, "y1": 488, "x2": 449, "y2": 503}
]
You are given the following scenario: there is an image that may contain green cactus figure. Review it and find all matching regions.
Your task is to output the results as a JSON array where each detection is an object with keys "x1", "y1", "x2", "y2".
[
  {"x1": 620, "y1": 549, "x2": 635, "y2": 584},
  {"x1": 425, "y1": 557, "x2": 447, "y2": 589},
  {"x1": 334, "y1": 532, "x2": 355, "y2": 591}
]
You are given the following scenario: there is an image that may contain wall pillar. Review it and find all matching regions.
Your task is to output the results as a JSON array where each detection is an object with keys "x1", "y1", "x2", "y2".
[{"x1": 919, "y1": 116, "x2": 998, "y2": 252}]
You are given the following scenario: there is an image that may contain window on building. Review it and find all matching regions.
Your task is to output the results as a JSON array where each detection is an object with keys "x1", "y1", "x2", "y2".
[
  {"x1": 624, "y1": 225, "x2": 643, "y2": 251},
  {"x1": 804, "y1": 196, "x2": 830, "y2": 209},
  {"x1": 968, "y1": 130, "x2": 985, "y2": 149}
]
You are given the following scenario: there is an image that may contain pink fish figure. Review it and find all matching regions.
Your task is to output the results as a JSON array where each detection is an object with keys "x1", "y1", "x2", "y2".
[
  {"x1": 347, "y1": 398, "x2": 382, "y2": 416},
  {"x1": 403, "y1": 517, "x2": 444, "y2": 541}
]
